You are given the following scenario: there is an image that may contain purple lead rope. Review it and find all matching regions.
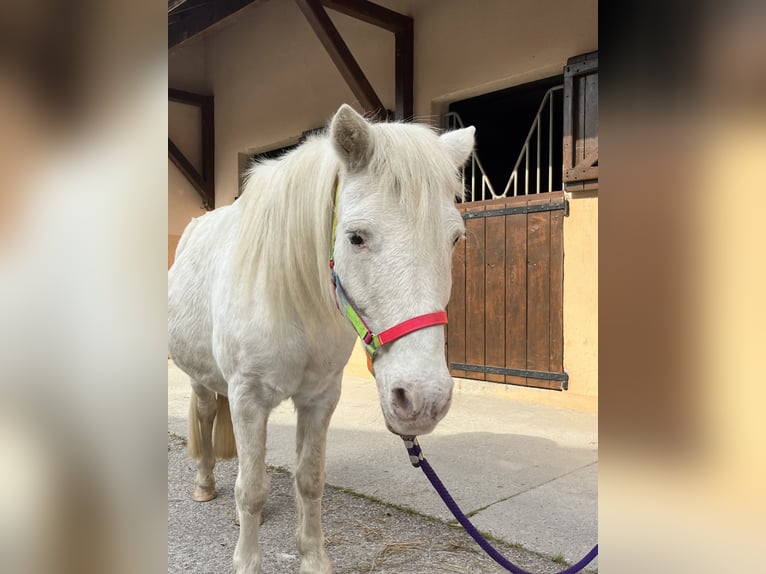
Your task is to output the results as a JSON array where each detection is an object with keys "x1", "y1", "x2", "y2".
[{"x1": 403, "y1": 437, "x2": 598, "y2": 574}]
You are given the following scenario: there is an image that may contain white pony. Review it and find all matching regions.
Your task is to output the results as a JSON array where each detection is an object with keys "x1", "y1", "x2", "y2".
[{"x1": 168, "y1": 104, "x2": 474, "y2": 573}]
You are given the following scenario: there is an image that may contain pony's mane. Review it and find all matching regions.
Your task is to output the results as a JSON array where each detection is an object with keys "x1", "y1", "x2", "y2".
[
  {"x1": 232, "y1": 120, "x2": 462, "y2": 337},
  {"x1": 233, "y1": 135, "x2": 339, "y2": 336}
]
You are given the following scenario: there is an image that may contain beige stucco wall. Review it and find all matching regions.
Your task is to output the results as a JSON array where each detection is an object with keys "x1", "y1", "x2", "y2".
[
  {"x1": 563, "y1": 193, "x2": 598, "y2": 409},
  {"x1": 167, "y1": 0, "x2": 598, "y2": 403},
  {"x1": 169, "y1": 101, "x2": 206, "y2": 237},
  {"x1": 175, "y1": 0, "x2": 597, "y2": 206},
  {"x1": 205, "y1": 0, "x2": 396, "y2": 207},
  {"x1": 168, "y1": 39, "x2": 209, "y2": 93},
  {"x1": 168, "y1": 40, "x2": 210, "y2": 260},
  {"x1": 411, "y1": 0, "x2": 597, "y2": 116}
]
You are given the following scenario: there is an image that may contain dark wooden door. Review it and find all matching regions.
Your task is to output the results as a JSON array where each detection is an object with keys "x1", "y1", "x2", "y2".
[
  {"x1": 563, "y1": 51, "x2": 598, "y2": 191},
  {"x1": 446, "y1": 192, "x2": 567, "y2": 390}
]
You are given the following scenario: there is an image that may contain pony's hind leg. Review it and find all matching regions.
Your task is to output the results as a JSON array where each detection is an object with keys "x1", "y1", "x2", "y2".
[
  {"x1": 187, "y1": 383, "x2": 219, "y2": 502},
  {"x1": 230, "y1": 390, "x2": 271, "y2": 574},
  {"x1": 294, "y1": 380, "x2": 342, "y2": 574}
]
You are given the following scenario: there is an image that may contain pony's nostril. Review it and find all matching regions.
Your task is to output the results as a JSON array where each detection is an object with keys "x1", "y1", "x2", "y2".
[{"x1": 391, "y1": 387, "x2": 411, "y2": 413}]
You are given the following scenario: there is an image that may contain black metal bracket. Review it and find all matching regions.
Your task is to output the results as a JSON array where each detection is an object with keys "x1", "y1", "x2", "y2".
[
  {"x1": 461, "y1": 198, "x2": 569, "y2": 220},
  {"x1": 450, "y1": 363, "x2": 569, "y2": 390}
]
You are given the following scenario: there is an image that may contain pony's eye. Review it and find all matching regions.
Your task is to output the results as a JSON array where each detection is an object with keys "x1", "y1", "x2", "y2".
[
  {"x1": 452, "y1": 234, "x2": 464, "y2": 247},
  {"x1": 349, "y1": 234, "x2": 365, "y2": 247}
]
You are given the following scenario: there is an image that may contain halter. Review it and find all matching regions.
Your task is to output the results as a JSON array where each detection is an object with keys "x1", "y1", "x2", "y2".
[{"x1": 329, "y1": 179, "x2": 448, "y2": 373}]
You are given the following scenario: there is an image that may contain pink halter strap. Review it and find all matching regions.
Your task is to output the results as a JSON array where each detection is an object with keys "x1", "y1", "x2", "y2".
[{"x1": 376, "y1": 311, "x2": 448, "y2": 346}]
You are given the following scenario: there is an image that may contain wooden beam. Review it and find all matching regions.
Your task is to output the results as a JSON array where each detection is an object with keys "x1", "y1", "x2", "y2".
[
  {"x1": 322, "y1": 0, "x2": 413, "y2": 121},
  {"x1": 321, "y1": 0, "x2": 410, "y2": 33},
  {"x1": 394, "y1": 19, "x2": 413, "y2": 120},
  {"x1": 295, "y1": 0, "x2": 387, "y2": 120},
  {"x1": 169, "y1": 138, "x2": 214, "y2": 209},
  {"x1": 169, "y1": 89, "x2": 215, "y2": 208},
  {"x1": 168, "y1": 0, "x2": 413, "y2": 121},
  {"x1": 169, "y1": 0, "x2": 260, "y2": 49},
  {"x1": 168, "y1": 88, "x2": 210, "y2": 105},
  {"x1": 200, "y1": 96, "x2": 215, "y2": 186}
]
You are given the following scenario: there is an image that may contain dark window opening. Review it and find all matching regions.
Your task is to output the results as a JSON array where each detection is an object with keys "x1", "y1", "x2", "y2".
[{"x1": 448, "y1": 75, "x2": 564, "y2": 201}]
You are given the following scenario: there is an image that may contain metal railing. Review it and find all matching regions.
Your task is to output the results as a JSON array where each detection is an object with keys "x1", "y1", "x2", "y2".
[
  {"x1": 504, "y1": 85, "x2": 562, "y2": 197},
  {"x1": 442, "y1": 84, "x2": 563, "y2": 201},
  {"x1": 441, "y1": 112, "x2": 496, "y2": 201}
]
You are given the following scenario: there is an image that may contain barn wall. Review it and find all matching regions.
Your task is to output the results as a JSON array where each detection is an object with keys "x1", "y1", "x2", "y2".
[
  {"x1": 411, "y1": 0, "x2": 598, "y2": 116},
  {"x1": 168, "y1": 102, "x2": 205, "y2": 235},
  {"x1": 193, "y1": 0, "x2": 597, "y2": 207},
  {"x1": 563, "y1": 193, "x2": 598, "y2": 407},
  {"x1": 167, "y1": 0, "x2": 598, "y2": 400},
  {"x1": 205, "y1": 0, "x2": 396, "y2": 207},
  {"x1": 168, "y1": 41, "x2": 210, "y2": 264}
]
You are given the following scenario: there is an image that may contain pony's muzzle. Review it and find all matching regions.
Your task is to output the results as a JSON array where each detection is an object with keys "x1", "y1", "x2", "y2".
[{"x1": 386, "y1": 379, "x2": 453, "y2": 436}]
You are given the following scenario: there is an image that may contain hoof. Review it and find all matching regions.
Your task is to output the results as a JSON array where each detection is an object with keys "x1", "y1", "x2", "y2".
[{"x1": 192, "y1": 486, "x2": 217, "y2": 502}]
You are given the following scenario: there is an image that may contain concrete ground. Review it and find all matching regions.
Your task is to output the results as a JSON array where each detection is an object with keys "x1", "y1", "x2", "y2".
[{"x1": 168, "y1": 360, "x2": 598, "y2": 572}]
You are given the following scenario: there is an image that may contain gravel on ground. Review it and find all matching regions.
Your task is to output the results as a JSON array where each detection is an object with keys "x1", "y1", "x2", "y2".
[{"x1": 169, "y1": 433, "x2": 577, "y2": 574}]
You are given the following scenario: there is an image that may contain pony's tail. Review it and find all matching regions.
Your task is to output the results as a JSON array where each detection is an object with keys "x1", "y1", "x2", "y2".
[
  {"x1": 187, "y1": 393, "x2": 237, "y2": 460},
  {"x1": 212, "y1": 394, "x2": 237, "y2": 459}
]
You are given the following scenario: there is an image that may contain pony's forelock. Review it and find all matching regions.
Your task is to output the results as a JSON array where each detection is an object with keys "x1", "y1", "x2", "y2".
[{"x1": 366, "y1": 122, "x2": 465, "y2": 243}]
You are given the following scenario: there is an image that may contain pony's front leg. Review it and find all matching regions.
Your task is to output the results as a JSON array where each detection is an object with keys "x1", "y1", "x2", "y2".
[
  {"x1": 294, "y1": 381, "x2": 342, "y2": 574},
  {"x1": 230, "y1": 393, "x2": 271, "y2": 574}
]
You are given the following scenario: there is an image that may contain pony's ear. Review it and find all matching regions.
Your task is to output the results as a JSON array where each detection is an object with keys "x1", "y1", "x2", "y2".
[
  {"x1": 331, "y1": 104, "x2": 372, "y2": 171},
  {"x1": 440, "y1": 126, "x2": 475, "y2": 168}
]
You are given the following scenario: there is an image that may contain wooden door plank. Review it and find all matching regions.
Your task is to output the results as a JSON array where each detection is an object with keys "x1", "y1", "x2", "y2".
[
  {"x1": 562, "y1": 72, "x2": 574, "y2": 175},
  {"x1": 464, "y1": 202, "x2": 486, "y2": 380},
  {"x1": 583, "y1": 72, "x2": 598, "y2": 168},
  {"x1": 549, "y1": 195, "x2": 565, "y2": 384},
  {"x1": 575, "y1": 75, "x2": 586, "y2": 164},
  {"x1": 484, "y1": 204, "x2": 506, "y2": 382},
  {"x1": 447, "y1": 203, "x2": 468, "y2": 379},
  {"x1": 525, "y1": 195, "x2": 552, "y2": 384},
  {"x1": 505, "y1": 196, "x2": 528, "y2": 386}
]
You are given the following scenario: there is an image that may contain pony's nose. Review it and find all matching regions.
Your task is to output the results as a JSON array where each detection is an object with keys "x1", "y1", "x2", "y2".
[
  {"x1": 391, "y1": 386, "x2": 423, "y2": 419},
  {"x1": 389, "y1": 382, "x2": 453, "y2": 423}
]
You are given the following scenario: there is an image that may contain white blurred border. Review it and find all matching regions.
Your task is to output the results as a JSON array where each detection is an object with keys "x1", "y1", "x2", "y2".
[{"x1": 0, "y1": 1, "x2": 167, "y2": 572}]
